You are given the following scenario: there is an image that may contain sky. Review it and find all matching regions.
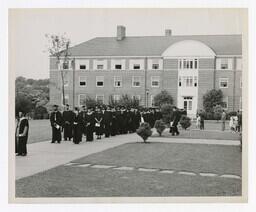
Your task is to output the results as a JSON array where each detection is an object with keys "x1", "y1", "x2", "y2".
[{"x1": 9, "y1": 8, "x2": 245, "y2": 79}]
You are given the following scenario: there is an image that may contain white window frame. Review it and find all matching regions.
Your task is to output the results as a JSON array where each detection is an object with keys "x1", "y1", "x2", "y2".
[
  {"x1": 178, "y1": 58, "x2": 198, "y2": 70},
  {"x1": 76, "y1": 59, "x2": 89, "y2": 70},
  {"x1": 148, "y1": 59, "x2": 163, "y2": 70},
  {"x1": 129, "y1": 59, "x2": 144, "y2": 70},
  {"x1": 114, "y1": 76, "x2": 122, "y2": 88},
  {"x1": 151, "y1": 76, "x2": 160, "y2": 88},
  {"x1": 78, "y1": 94, "x2": 86, "y2": 106},
  {"x1": 113, "y1": 94, "x2": 121, "y2": 102},
  {"x1": 219, "y1": 78, "x2": 229, "y2": 88},
  {"x1": 132, "y1": 76, "x2": 142, "y2": 87},
  {"x1": 93, "y1": 59, "x2": 107, "y2": 70},
  {"x1": 111, "y1": 59, "x2": 125, "y2": 70},
  {"x1": 96, "y1": 76, "x2": 104, "y2": 87},
  {"x1": 96, "y1": 94, "x2": 104, "y2": 104},
  {"x1": 222, "y1": 96, "x2": 228, "y2": 109},
  {"x1": 216, "y1": 58, "x2": 233, "y2": 70},
  {"x1": 79, "y1": 76, "x2": 87, "y2": 87}
]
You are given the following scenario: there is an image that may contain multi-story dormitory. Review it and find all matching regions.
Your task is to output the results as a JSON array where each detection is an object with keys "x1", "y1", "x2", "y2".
[{"x1": 49, "y1": 25, "x2": 242, "y2": 118}]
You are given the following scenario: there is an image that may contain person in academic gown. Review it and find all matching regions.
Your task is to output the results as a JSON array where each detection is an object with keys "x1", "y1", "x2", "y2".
[
  {"x1": 170, "y1": 106, "x2": 181, "y2": 136},
  {"x1": 103, "y1": 106, "x2": 113, "y2": 138},
  {"x1": 94, "y1": 107, "x2": 103, "y2": 139},
  {"x1": 72, "y1": 107, "x2": 83, "y2": 144},
  {"x1": 62, "y1": 104, "x2": 74, "y2": 141},
  {"x1": 126, "y1": 108, "x2": 134, "y2": 133},
  {"x1": 15, "y1": 111, "x2": 29, "y2": 156},
  {"x1": 86, "y1": 107, "x2": 95, "y2": 142},
  {"x1": 133, "y1": 108, "x2": 141, "y2": 131},
  {"x1": 154, "y1": 108, "x2": 163, "y2": 121},
  {"x1": 110, "y1": 107, "x2": 117, "y2": 136},
  {"x1": 119, "y1": 107, "x2": 128, "y2": 134},
  {"x1": 50, "y1": 105, "x2": 63, "y2": 143},
  {"x1": 79, "y1": 105, "x2": 88, "y2": 137},
  {"x1": 115, "y1": 107, "x2": 122, "y2": 135}
]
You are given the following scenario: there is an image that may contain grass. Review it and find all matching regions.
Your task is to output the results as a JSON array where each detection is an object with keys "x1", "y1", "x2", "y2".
[
  {"x1": 27, "y1": 120, "x2": 51, "y2": 144},
  {"x1": 16, "y1": 142, "x2": 241, "y2": 197}
]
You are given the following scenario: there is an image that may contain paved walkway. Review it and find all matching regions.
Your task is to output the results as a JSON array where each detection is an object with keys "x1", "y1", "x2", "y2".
[{"x1": 15, "y1": 131, "x2": 240, "y2": 180}]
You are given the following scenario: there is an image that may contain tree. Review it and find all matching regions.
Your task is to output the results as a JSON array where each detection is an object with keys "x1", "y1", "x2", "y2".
[
  {"x1": 15, "y1": 93, "x2": 33, "y2": 117},
  {"x1": 154, "y1": 120, "x2": 166, "y2": 136},
  {"x1": 45, "y1": 33, "x2": 71, "y2": 106},
  {"x1": 153, "y1": 90, "x2": 173, "y2": 107},
  {"x1": 136, "y1": 122, "x2": 152, "y2": 143},
  {"x1": 203, "y1": 89, "x2": 223, "y2": 113},
  {"x1": 179, "y1": 115, "x2": 191, "y2": 130},
  {"x1": 109, "y1": 94, "x2": 140, "y2": 108}
]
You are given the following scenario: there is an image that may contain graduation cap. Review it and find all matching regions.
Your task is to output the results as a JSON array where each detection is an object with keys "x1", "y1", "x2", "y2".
[{"x1": 53, "y1": 104, "x2": 58, "y2": 108}]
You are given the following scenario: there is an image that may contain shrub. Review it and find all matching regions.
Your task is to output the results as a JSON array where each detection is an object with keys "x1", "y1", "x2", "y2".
[
  {"x1": 179, "y1": 115, "x2": 191, "y2": 130},
  {"x1": 136, "y1": 122, "x2": 152, "y2": 143},
  {"x1": 160, "y1": 104, "x2": 173, "y2": 124},
  {"x1": 154, "y1": 120, "x2": 166, "y2": 136},
  {"x1": 203, "y1": 89, "x2": 223, "y2": 113}
]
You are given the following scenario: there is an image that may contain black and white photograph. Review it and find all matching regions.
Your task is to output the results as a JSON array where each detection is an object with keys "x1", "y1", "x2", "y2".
[{"x1": 8, "y1": 8, "x2": 248, "y2": 203}]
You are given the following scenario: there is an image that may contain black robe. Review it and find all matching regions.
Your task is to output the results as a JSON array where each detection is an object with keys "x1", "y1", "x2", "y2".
[
  {"x1": 50, "y1": 111, "x2": 63, "y2": 143},
  {"x1": 15, "y1": 118, "x2": 29, "y2": 155},
  {"x1": 95, "y1": 112, "x2": 103, "y2": 136},
  {"x1": 79, "y1": 111, "x2": 87, "y2": 135},
  {"x1": 103, "y1": 110, "x2": 112, "y2": 137},
  {"x1": 72, "y1": 113, "x2": 83, "y2": 144},
  {"x1": 86, "y1": 112, "x2": 95, "y2": 141},
  {"x1": 62, "y1": 110, "x2": 74, "y2": 140},
  {"x1": 110, "y1": 111, "x2": 118, "y2": 136}
]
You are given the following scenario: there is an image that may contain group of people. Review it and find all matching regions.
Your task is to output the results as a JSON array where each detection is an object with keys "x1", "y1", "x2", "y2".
[{"x1": 50, "y1": 104, "x2": 163, "y2": 144}]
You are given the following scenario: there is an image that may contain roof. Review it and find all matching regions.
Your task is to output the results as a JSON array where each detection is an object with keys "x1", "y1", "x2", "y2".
[{"x1": 64, "y1": 34, "x2": 242, "y2": 57}]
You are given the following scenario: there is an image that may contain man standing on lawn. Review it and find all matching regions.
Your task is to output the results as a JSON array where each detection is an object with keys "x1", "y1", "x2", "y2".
[
  {"x1": 62, "y1": 104, "x2": 74, "y2": 141},
  {"x1": 171, "y1": 106, "x2": 181, "y2": 136},
  {"x1": 50, "y1": 105, "x2": 63, "y2": 143},
  {"x1": 221, "y1": 110, "x2": 227, "y2": 131}
]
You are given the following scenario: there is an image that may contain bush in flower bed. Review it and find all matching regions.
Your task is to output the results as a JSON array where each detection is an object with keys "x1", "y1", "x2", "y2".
[
  {"x1": 154, "y1": 120, "x2": 166, "y2": 136},
  {"x1": 136, "y1": 122, "x2": 152, "y2": 143},
  {"x1": 179, "y1": 115, "x2": 191, "y2": 130}
]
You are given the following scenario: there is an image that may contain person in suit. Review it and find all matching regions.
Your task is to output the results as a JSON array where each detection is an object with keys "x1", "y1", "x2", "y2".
[
  {"x1": 72, "y1": 107, "x2": 83, "y2": 144},
  {"x1": 50, "y1": 105, "x2": 63, "y2": 143},
  {"x1": 62, "y1": 104, "x2": 74, "y2": 141},
  {"x1": 15, "y1": 111, "x2": 29, "y2": 156},
  {"x1": 110, "y1": 107, "x2": 117, "y2": 136},
  {"x1": 171, "y1": 106, "x2": 181, "y2": 136},
  {"x1": 86, "y1": 107, "x2": 95, "y2": 142},
  {"x1": 103, "y1": 106, "x2": 112, "y2": 138}
]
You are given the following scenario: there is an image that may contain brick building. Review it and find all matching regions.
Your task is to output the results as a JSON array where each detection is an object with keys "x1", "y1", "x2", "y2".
[{"x1": 49, "y1": 26, "x2": 242, "y2": 118}]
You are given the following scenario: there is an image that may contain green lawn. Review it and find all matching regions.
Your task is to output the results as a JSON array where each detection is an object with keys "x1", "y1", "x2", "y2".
[
  {"x1": 26, "y1": 119, "x2": 239, "y2": 144},
  {"x1": 16, "y1": 142, "x2": 241, "y2": 197}
]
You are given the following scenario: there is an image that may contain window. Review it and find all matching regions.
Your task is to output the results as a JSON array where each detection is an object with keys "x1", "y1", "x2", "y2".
[
  {"x1": 222, "y1": 96, "x2": 228, "y2": 109},
  {"x1": 152, "y1": 64, "x2": 159, "y2": 70},
  {"x1": 63, "y1": 61, "x2": 69, "y2": 69},
  {"x1": 194, "y1": 76, "x2": 198, "y2": 87},
  {"x1": 96, "y1": 76, "x2": 104, "y2": 87},
  {"x1": 78, "y1": 94, "x2": 86, "y2": 106},
  {"x1": 97, "y1": 64, "x2": 104, "y2": 70},
  {"x1": 113, "y1": 95, "x2": 121, "y2": 102},
  {"x1": 133, "y1": 64, "x2": 140, "y2": 69},
  {"x1": 151, "y1": 76, "x2": 160, "y2": 87},
  {"x1": 183, "y1": 96, "x2": 193, "y2": 110},
  {"x1": 96, "y1": 95, "x2": 104, "y2": 104},
  {"x1": 114, "y1": 76, "x2": 122, "y2": 87},
  {"x1": 115, "y1": 64, "x2": 122, "y2": 70},
  {"x1": 132, "y1": 76, "x2": 142, "y2": 87},
  {"x1": 179, "y1": 76, "x2": 182, "y2": 87},
  {"x1": 79, "y1": 76, "x2": 87, "y2": 87},
  {"x1": 132, "y1": 95, "x2": 141, "y2": 101},
  {"x1": 219, "y1": 78, "x2": 228, "y2": 88},
  {"x1": 80, "y1": 65, "x2": 86, "y2": 70},
  {"x1": 216, "y1": 58, "x2": 233, "y2": 70},
  {"x1": 182, "y1": 76, "x2": 193, "y2": 87},
  {"x1": 178, "y1": 59, "x2": 198, "y2": 70},
  {"x1": 220, "y1": 58, "x2": 228, "y2": 69}
]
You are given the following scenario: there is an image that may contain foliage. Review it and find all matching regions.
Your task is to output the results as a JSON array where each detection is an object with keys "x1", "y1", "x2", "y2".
[
  {"x1": 179, "y1": 115, "x2": 191, "y2": 130},
  {"x1": 45, "y1": 33, "x2": 71, "y2": 105},
  {"x1": 153, "y1": 90, "x2": 173, "y2": 107},
  {"x1": 136, "y1": 122, "x2": 152, "y2": 142},
  {"x1": 203, "y1": 89, "x2": 223, "y2": 113},
  {"x1": 109, "y1": 94, "x2": 140, "y2": 108},
  {"x1": 15, "y1": 93, "x2": 33, "y2": 116},
  {"x1": 154, "y1": 120, "x2": 166, "y2": 136},
  {"x1": 213, "y1": 104, "x2": 223, "y2": 121},
  {"x1": 34, "y1": 106, "x2": 49, "y2": 119},
  {"x1": 85, "y1": 96, "x2": 104, "y2": 108},
  {"x1": 160, "y1": 104, "x2": 173, "y2": 124}
]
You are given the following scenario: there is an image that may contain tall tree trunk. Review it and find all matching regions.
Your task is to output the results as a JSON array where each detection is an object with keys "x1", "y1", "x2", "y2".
[{"x1": 60, "y1": 69, "x2": 65, "y2": 106}]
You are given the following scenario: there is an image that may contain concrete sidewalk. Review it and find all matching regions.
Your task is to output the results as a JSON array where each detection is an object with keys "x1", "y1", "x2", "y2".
[{"x1": 15, "y1": 132, "x2": 240, "y2": 180}]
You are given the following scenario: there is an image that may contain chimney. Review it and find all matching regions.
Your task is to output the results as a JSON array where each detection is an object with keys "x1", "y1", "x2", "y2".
[
  {"x1": 165, "y1": 29, "x2": 172, "y2": 36},
  {"x1": 117, "y1": 25, "x2": 126, "y2": 41}
]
